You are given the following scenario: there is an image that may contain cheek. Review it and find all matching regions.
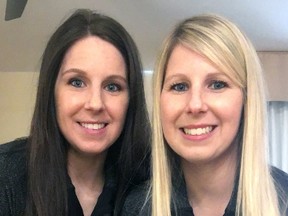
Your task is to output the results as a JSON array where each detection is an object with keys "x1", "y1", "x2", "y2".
[
  {"x1": 54, "y1": 94, "x2": 68, "y2": 126},
  {"x1": 160, "y1": 94, "x2": 184, "y2": 123},
  {"x1": 54, "y1": 91, "x2": 62, "y2": 117},
  {"x1": 160, "y1": 96, "x2": 180, "y2": 138},
  {"x1": 111, "y1": 95, "x2": 129, "y2": 122},
  {"x1": 54, "y1": 91, "x2": 81, "y2": 123},
  {"x1": 212, "y1": 94, "x2": 243, "y2": 125},
  {"x1": 160, "y1": 95, "x2": 170, "y2": 124},
  {"x1": 122, "y1": 94, "x2": 129, "y2": 111},
  {"x1": 121, "y1": 100, "x2": 129, "y2": 120}
]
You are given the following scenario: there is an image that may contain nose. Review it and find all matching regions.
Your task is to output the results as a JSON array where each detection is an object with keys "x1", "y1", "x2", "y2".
[
  {"x1": 84, "y1": 88, "x2": 104, "y2": 111},
  {"x1": 186, "y1": 88, "x2": 208, "y2": 114}
]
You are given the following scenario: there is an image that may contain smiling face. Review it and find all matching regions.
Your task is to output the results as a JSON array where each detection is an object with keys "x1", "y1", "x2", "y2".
[
  {"x1": 54, "y1": 36, "x2": 128, "y2": 157},
  {"x1": 160, "y1": 44, "x2": 243, "y2": 165}
]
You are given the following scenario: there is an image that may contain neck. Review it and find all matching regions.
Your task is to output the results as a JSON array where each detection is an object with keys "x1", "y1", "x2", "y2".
[
  {"x1": 181, "y1": 147, "x2": 238, "y2": 215},
  {"x1": 67, "y1": 148, "x2": 106, "y2": 189},
  {"x1": 67, "y1": 149, "x2": 107, "y2": 216}
]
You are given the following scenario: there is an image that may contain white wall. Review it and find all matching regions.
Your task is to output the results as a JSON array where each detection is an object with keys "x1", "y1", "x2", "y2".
[{"x1": 143, "y1": 72, "x2": 153, "y2": 117}]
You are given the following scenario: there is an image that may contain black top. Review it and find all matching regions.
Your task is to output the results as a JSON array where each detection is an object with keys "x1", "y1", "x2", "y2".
[
  {"x1": 0, "y1": 138, "x2": 117, "y2": 216},
  {"x1": 121, "y1": 167, "x2": 288, "y2": 216}
]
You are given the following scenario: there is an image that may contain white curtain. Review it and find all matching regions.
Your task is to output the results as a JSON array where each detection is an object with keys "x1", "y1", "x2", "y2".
[{"x1": 267, "y1": 101, "x2": 288, "y2": 173}]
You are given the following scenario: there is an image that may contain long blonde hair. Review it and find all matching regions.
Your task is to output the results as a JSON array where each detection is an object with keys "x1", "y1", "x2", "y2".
[{"x1": 152, "y1": 14, "x2": 281, "y2": 216}]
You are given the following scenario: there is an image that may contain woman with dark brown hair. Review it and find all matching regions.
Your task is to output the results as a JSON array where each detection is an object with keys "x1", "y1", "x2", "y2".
[{"x1": 0, "y1": 9, "x2": 151, "y2": 216}]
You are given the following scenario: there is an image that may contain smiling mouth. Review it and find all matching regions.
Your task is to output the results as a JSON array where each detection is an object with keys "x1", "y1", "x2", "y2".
[
  {"x1": 80, "y1": 123, "x2": 107, "y2": 130},
  {"x1": 183, "y1": 126, "x2": 215, "y2": 136}
]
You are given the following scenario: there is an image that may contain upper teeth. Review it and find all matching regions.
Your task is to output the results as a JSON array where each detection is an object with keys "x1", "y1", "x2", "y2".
[
  {"x1": 81, "y1": 123, "x2": 105, "y2": 130},
  {"x1": 184, "y1": 126, "x2": 213, "y2": 135}
]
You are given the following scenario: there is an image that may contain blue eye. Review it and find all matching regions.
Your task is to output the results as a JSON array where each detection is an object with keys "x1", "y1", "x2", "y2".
[
  {"x1": 171, "y1": 83, "x2": 188, "y2": 92},
  {"x1": 105, "y1": 83, "x2": 121, "y2": 92},
  {"x1": 70, "y1": 79, "x2": 85, "y2": 88},
  {"x1": 210, "y1": 80, "x2": 228, "y2": 90}
]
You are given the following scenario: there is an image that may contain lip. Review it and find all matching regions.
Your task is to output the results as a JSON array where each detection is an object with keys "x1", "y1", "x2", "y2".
[{"x1": 180, "y1": 124, "x2": 217, "y2": 141}]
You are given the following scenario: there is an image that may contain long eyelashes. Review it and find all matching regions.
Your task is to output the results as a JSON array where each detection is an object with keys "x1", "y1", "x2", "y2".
[
  {"x1": 69, "y1": 78, "x2": 85, "y2": 88},
  {"x1": 68, "y1": 77, "x2": 125, "y2": 93},
  {"x1": 104, "y1": 83, "x2": 122, "y2": 92},
  {"x1": 209, "y1": 80, "x2": 229, "y2": 90},
  {"x1": 168, "y1": 80, "x2": 229, "y2": 92},
  {"x1": 170, "y1": 82, "x2": 188, "y2": 92}
]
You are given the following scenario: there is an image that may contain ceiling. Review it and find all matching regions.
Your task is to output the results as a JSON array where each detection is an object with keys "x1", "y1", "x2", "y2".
[{"x1": 0, "y1": 0, "x2": 288, "y2": 72}]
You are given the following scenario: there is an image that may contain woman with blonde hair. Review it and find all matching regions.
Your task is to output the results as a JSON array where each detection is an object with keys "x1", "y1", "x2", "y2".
[{"x1": 122, "y1": 14, "x2": 288, "y2": 216}]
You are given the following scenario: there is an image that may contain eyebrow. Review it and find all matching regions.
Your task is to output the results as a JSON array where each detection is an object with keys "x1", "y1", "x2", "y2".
[
  {"x1": 163, "y1": 73, "x2": 187, "y2": 83},
  {"x1": 205, "y1": 72, "x2": 229, "y2": 79},
  {"x1": 59, "y1": 68, "x2": 86, "y2": 76},
  {"x1": 105, "y1": 75, "x2": 128, "y2": 84},
  {"x1": 164, "y1": 71, "x2": 228, "y2": 82},
  {"x1": 60, "y1": 68, "x2": 127, "y2": 83}
]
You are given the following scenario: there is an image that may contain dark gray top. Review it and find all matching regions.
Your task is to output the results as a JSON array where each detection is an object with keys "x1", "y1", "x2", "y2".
[
  {"x1": 121, "y1": 167, "x2": 288, "y2": 216},
  {"x1": 0, "y1": 138, "x2": 117, "y2": 216}
]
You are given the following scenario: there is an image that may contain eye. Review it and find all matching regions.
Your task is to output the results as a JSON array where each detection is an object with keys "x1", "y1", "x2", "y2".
[
  {"x1": 105, "y1": 83, "x2": 121, "y2": 92},
  {"x1": 209, "y1": 80, "x2": 228, "y2": 90},
  {"x1": 69, "y1": 79, "x2": 85, "y2": 88},
  {"x1": 171, "y1": 82, "x2": 188, "y2": 92}
]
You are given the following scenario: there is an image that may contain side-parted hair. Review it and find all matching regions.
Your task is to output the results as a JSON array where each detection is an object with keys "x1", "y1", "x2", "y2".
[
  {"x1": 26, "y1": 9, "x2": 151, "y2": 216},
  {"x1": 152, "y1": 14, "x2": 282, "y2": 216}
]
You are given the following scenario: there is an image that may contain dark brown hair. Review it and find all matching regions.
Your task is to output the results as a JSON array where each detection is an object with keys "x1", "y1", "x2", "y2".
[{"x1": 26, "y1": 9, "x2": 151, "y2": 216}]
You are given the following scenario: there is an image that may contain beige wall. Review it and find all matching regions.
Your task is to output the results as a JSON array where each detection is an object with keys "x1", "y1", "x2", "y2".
[
  {"x1": 0, "y1": 72, "x2": 38, "y2": 143},
  {"x1": 258, "y1": 52, "x2": 288, "y2": 101}
]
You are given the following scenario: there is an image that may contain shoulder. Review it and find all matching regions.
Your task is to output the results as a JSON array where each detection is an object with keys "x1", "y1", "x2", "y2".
[
  {"x1": 271, "y1": 166, "x2": 288, "y2": 213},
  {"x1": 0, "y1": 138, "x2": 28, "y2": 215},
  {"x1": 0, "y1": 137, "x2": 27, "y2": 154},
  {"x1": 0, "y1": 137, "x2": 28, "y2": 175},
  {"x1": 271, "y1": 166, "x2": 288, "y2": 192},
  {"x1": 121, "y1": 182, "x2": 151, "y2": 216}
]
